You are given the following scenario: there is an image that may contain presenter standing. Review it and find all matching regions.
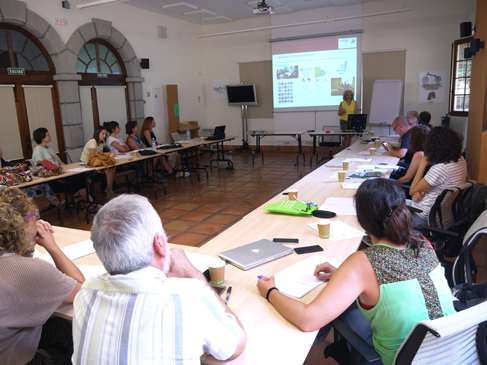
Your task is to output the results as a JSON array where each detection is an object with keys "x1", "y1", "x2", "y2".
[{"x1": 338, "y1": 89, "x2": 357, "y2": 147}]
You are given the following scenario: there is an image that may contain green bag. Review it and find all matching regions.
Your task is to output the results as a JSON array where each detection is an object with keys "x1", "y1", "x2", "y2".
[{"x1": 263, "y1": 200, "x2": 318, "y2": 216}]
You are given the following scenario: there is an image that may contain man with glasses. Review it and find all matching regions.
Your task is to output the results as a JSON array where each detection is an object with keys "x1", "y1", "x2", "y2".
[{"x1": 383, "y1": 116, "x2": 412, "y2": 163}]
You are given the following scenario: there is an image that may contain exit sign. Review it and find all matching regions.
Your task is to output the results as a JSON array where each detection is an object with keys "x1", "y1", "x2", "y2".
[{"x1": 7, "y1": 67, "x2": 25, "y2": 75}]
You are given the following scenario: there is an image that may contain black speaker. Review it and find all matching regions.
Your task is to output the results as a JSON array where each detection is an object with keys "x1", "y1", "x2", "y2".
[
  {"x1": 140, "y1": 59, "x2": 149, "y2": 69},
  {"x1": 464, "y1": 47, "x2": 472, "y2": 59},
  {"x1": 460, "y1": 22, "x2": 472, "y2": 38}
]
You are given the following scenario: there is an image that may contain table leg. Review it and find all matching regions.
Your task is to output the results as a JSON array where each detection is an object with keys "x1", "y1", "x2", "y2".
[
  {"x1": 310, "y1": 135, "x2": 318, "y2": 166},
  {"x1": 252, "y1": 135, "x2": 264, "y2": 165}
]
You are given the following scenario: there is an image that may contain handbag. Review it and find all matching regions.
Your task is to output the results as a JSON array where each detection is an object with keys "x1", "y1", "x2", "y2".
[
  {"x1": 86, "y1": 152, "x2": 116, "y2": 170},
  {"x1": 30, "y1": 160, "x2": 64, "y2": 177},
  {"x1": 0, "y1": 163, "x2": 33, "y2": 186}
]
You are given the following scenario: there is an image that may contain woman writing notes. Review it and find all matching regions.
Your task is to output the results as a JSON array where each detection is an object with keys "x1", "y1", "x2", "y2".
[
  {"x1": 337, "y1": 89, "x2": 357, "y2": 148},
  {"x1": 257, "y1": 179, "x2": 454, "y2": 365},
  {"x1": 0, "y1": 188, "x2": 84, "y2": 364}
]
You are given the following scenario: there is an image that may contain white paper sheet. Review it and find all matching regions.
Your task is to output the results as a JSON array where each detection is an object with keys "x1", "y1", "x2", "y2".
[
  {"x1": 308, "y1": 220, "x2": 366, "y2": 241},
  {"x1": 341, "y1": 181, "x2": 363, "y2": 190},
  {"x1": 319, "y1": 197, "x2": 356, "y2": 216},
  {"x1": 358, "y1": 150, "x2": 385, "y2": 155},
  {"x1": 39, "y1": 239, "x2": 95, "y2": 265},
  {"x1": 114, "y1": 154, "x2": 131, "y2": 160},
  {"x1": 185, "y1": 252, "x2": 216, "y2": 273},
  {"x1": 325, "y1": 160, "x2": 355, "y2": 168},
  {"x1": 343, "y1": 158, "x2": 372, "y2": 163},
  {"x1": 274, "y1": 255, "x2": 342, "y2": 298},
  {"x1": 357, "y1": 164, "x2": 400, "y2": 170},
  {"x1": 68, "y1": 167, "x2": 95, "y2": 172},
  {"x1": 76, "y1": 264, "x2": 107, "y2": 279}
]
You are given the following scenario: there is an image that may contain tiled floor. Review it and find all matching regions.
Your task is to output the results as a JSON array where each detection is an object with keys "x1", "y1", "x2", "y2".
[{"x1": 35, "y1": 148, "x2": 486, "y2": 365}]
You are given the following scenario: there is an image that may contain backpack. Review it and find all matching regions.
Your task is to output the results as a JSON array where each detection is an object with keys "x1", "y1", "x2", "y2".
[{"x1": 463, "y1": 183, "x2": 487, "y2": 224}]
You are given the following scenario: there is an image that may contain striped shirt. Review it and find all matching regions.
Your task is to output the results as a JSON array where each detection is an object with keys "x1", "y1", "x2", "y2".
[
  {"x1": 412, "y1": 157, "x2": 467, "y2": 227},
  {"x1": 72, "y1": 266, "x2": 242, "y2": 365}
]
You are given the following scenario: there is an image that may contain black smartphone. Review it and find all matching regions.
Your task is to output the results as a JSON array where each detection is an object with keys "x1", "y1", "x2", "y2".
[
  {"x1": 382, "y1": 142, "x2": 388, "y2": 147},
  {"x1": 294, "y1": 245, "x2": 324, "y2": 254},
  {"x1": 211, "y1": 285, "x2": 227, "y2": 296},
  {"x1": 273, "y1": 238, "x2": 299, "y2": 244}
]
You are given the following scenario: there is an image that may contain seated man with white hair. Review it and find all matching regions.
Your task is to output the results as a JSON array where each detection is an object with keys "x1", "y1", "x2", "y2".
[{"x1": 72, "y1": 194, "x2": 246, "y2": 365}]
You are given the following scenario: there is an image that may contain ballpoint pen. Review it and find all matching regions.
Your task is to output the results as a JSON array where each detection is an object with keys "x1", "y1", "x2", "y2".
[{"x1": 225, "y1": 286, "x2": 232, "y2": 304}]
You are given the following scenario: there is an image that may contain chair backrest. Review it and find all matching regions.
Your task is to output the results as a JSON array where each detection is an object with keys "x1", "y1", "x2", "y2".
[
  {"x1": 394, "y1": 301, "x2": 487, "y2": 365},
  {"x1": 428, "y1": 181, "x2": 475, "y2": 230},
  {"x1": 453, "y1": 210, "x2": 487, "y2": 286}
]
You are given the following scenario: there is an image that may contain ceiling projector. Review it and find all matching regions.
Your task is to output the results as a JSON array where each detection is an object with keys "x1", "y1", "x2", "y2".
[{"x1": 253, "y1": 1, "x2": 274, "y2": 15}]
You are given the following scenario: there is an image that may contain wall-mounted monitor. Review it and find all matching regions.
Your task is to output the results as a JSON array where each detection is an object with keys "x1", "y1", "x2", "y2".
[{"x1": 226, "y1": 84, "x2": 257, "y2": 106}]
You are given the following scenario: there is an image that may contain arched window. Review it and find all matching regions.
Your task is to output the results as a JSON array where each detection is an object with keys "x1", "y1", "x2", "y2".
[
  {"x1": 0, "y1": 27, "x2": 52, "y2": 71},
  {"x1": 77, "y1": 39, "x2": 129, "y2": 144},
  {"x1": 0, "y1": 25, "x2": 64, "y2": 163}
]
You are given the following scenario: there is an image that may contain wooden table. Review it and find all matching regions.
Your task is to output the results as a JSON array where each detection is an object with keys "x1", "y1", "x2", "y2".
[{"x1": 334, "y1": 137, "x2": 400, "y2": 157}]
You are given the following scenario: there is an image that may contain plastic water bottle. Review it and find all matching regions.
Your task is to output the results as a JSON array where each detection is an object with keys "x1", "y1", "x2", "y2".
[
  {"x1": 152, "y1": 137, "x2": 156, "y2": 151},
  {"x1": 186, "y1": 128, "x2": 191, "y2": 141}
]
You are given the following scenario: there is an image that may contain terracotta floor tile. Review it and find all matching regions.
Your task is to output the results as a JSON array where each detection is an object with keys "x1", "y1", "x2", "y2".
[
  {"x1": 164, "y1": 230, "x2": 180, "y2": 240},
  {"x1": 171, "y1": 203, "x2": 203, "y2": 211},
  {"x1": 179, "y1": 211, "x2": 213, "y2": 221},
  {"x1": 189, "y1": 222, "x2": 226, "y2": 235},
  {"x1": 165, "y1": 195, "x2": 190, "y2": 202},
  {"x1": 195, "y1": 205, "x2": 226, "y2": 213},
  {"x1": 170, "y1": 232, "x2": 209, "y2": 247},
  {"x1": 163, "y1": 220, "x2": 198, "y2": 232},
  {"x1": 186, "y1": 196, "x2": 216, "y2": 204},
  {"x1": 152, "y1": 200, "x2": 179, "y2": 210},
  {"x1": 233, "y1": 187, "x2": 257, "y2": 194},
  {"x1": 211, "y1": 197, "x2": 241, "y2": 206},
  {"x1": 160, "y1": 218, "x2": 172, "y2": 225},
  {"x1": 234, "y1": 200, "x2": 264, "y2": 207},
  {"x1": 205, "y1": 214, "x2": 240, "y2": 224},
  {"x1": 158, "y1": 209, "x2": 188, "y2": 219},
  {"x1": 245, "y1": 193, "x2": 273, "y2": 201},
  {"x1": 219, "y1": 206, "x2": 254, "y2": 215}
]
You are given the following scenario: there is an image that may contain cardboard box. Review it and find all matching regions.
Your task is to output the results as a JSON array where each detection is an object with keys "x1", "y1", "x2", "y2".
[{"x1": 178, "y1": 121, "x2": 200, "y2": 138}]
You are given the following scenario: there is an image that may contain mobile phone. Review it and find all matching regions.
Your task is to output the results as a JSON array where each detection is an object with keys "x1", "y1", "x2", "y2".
[
  {"x1": 294, "y1": 245, "x2": 324, "y2": 255},
  {"x1": 382, "y1": 142, "x2": 388, "y2": 147},
  {"x1": 211, "y1": 285, "x2": 227, "y2": 296},
  {"x1": 273, "y1": 238, "x2": 299, "y2": 244}
]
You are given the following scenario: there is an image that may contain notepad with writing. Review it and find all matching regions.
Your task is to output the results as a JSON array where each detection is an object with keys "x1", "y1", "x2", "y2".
[{"x1": 274, "y1": 255, "x2": 342, "y2": 298}]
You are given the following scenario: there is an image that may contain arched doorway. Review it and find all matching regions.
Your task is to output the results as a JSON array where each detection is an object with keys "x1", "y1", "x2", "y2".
[
  {"x1": 77, "y1": 38, "x2": 130, "y2": 144},
  {"x1": 0, "y1": 24, "x2": 64, "y2": 163}
]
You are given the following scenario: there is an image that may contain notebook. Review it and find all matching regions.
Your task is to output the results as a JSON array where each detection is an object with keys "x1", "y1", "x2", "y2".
[
  {"x1": 218, "y1": 239, "x2": 293, "y2": 270},
  {"x1": 205, "y1": 125, "x2": 226, "y2": 140}
]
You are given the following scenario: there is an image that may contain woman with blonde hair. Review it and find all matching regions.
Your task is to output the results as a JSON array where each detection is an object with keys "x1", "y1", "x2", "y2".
[
  {"x1": 0, "y1": 188, "x2": 85, "y2": 364},
  {"x1": 337, "y1": 89, "x2": 357, "y2": 147},
  {"x1": 140, "y1": 116, "x2": 174, "y2": 175}
]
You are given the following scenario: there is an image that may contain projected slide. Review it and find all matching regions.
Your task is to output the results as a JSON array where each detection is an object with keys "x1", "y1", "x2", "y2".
[{"x1": 272, "y1": 37, "x2": 357, "y2": 109}]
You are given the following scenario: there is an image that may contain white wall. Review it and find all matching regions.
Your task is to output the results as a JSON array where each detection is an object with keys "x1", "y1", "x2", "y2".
[{"x1": 22, "y1": 0, "x2": 206, "y2": 144}]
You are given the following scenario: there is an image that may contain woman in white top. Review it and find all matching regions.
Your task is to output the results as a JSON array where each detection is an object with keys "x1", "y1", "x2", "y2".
[
  {"x1": 80, "y1": 126, "x2": 117, "y2": 199},
  {"x1": 409, "y1": 126, "x2": 467, "y2": 228},
  {"x1": 104, "y1": 121, "x2": 128, "y2": 154}
]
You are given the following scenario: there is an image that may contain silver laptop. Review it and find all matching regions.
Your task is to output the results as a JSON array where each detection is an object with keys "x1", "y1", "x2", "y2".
[
  {"x1": 218, "y1": 239, "x2": 293, "y2": 271},
  {"x1": 170, "y1": 133, "x2": 183, "y2": 143}
]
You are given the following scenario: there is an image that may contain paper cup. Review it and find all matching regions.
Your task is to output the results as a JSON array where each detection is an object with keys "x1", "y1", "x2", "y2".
[
  {"x1": 288, "y1": 189, "x2": 298, "y2": 201},
  {"x1": 370, "y1": 131, "x2": 375, "y2": 137},
  {"x1": 342, "y1": 161, "x2": 349, "y2": 170},
  {"x1": 317, "y1": 219, "x2": 331, "y2": 238},
  {"x1": 370, "y1": 148, "x2": 376, "y2": 156},
  {"x1": 375, "y1": 140, "x2": 380, "y2": 148},
  {"x1": 209, "y1": 258, "x2": 226, "y2": 285},
  {"x1": 133, "y1": 151, "x2": 138, "y2": 158},
  {"x1": 338, "y1": 171, "x2": 346, "y2": 182}
]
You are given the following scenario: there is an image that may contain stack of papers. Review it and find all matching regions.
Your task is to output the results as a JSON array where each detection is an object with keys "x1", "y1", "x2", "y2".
[
  {"x1": 37, "y1": 239, "x2": 95, "y2": 265},
  {"x1": 308, "y1": 220, "x2": 365, "y2": 240},
  {"x1": 274, "y1": 255, "x2": 342, "y2": 298},
  {"x1": 319, "y1": 197, "x2": 356, "y2": 216}
]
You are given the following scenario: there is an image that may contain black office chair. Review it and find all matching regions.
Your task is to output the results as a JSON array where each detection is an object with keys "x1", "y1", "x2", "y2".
[{"x1": 318, "y1": 135, "x2": 342, "y2": 164}]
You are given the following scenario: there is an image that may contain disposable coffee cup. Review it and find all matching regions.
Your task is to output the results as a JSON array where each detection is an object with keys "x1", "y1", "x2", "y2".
[
  {"x1": 288, "y1": 189, "x2": 298, "y2": 201},
  {"x1": 209, "y1": 258, "x2": 226, "y2": 285},
  {"x1": 370, "y1": 131, "x2": 375, "y2": 137},
  {"x1": 133, "y1": 151, "x2": 138, "y2": 158},
  {"x1": 342, "y1": 161, "x2": 350, "y2": 170},
  {"x1": 338, "y1": 171, "x2": 346, "y2": 182},
  {"x1": 375, "y1": 140, "x2": 380, "y2": 148},
  {"x1": 370, "y1": 148, "x2": 376, "y2": 156},
  {"x1": 317, "y1": 219, "x2": 331, "y2": 238}
]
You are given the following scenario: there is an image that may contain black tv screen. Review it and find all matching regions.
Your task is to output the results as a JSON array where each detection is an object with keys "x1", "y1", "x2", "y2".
[{"x1": 226, "y1": 84, "x2": 257, "y2": 106}]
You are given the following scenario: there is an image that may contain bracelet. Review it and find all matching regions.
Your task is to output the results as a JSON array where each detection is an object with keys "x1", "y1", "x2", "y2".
[{"x1": 266, "y1": 287, "x2": 279, "y2": 302}]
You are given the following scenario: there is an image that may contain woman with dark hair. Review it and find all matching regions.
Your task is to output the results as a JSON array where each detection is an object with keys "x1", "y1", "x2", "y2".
[
  {"x1": 104, "y1": 121, "x2": 128, "y2": 154},
  {"x1": 257, "y1": 179, "x2": 454, "y2": 365},
  {"x1": 31, "y1": 128, "x2": 101, "y2": 211},
  {"x1": 409, "y1": 126, "x2": 467, "y2": 228},
  {"x1": 80, "y1": 126, "x2": 117, "y2": 199},
  {"x1": 394, "y1": 125, "x2": 430, "y2": 185},
  {"x1": 0, "y1": 188, "x2": 85, "y2": 364},
  {"x1": 337, "y1": 89, "x2": 357, "y2": 147},
  {"x1": 140, "y1": 116, "x2": 174, "y2": 174},
  {"x1": 125, "y1": 121, "x2": 145, "y2": 151}
]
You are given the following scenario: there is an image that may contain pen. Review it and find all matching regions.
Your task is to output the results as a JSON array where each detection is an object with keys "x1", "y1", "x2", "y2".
[
  {"x1": 225, "y1": 286, "x2": 232, "y2": 304},
  {"x1": 258, "y1": 275, "x2": 268, "y2": 280}
]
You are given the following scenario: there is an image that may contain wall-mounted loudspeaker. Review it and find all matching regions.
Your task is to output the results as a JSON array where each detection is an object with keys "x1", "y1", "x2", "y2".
[
  {"x1": 140, "y1": 59, "x2": 149, "y2": 69},
  {"x1": 460, "y1": 22, "x2": 472, "y2": 38},
  {"x1": 157, "y1": 26, "x2": 167, "y2": 39}
]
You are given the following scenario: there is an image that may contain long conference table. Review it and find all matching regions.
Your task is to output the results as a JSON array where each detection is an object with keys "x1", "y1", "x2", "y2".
[{"x1": 44, "y1": 139, "x2": 399, "y2": 364}]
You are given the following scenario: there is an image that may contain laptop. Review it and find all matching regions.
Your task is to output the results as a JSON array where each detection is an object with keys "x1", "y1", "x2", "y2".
[
  {"x1": 170, "y1": 133, "x2": 183, "y2": 143},
  {"x1": 218, "y1": 239, "x2": 293, "y2": 270},
  {"x1": 205, "y1": 125, "x2": 226, "y2": 140}
]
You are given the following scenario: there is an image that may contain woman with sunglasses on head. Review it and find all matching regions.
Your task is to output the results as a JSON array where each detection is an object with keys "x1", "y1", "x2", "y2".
[
  {"x1": 0, "y1": 188, "x2": 85, "y2": 365},
  {"x1": 257, "y1": 179, "x2": 454, "y2": 365},
  {"x1": 80, "y1": 126, "x2": 117, "y2": 200}
]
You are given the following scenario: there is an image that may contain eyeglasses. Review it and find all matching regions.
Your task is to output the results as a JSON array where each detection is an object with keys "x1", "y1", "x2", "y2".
[
  {"x1": 25, "y1": 209, "x2": 39, "y2": 221},
  {"x1": 392, "y1": 124, "x2": 398, "y2": 132}
]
